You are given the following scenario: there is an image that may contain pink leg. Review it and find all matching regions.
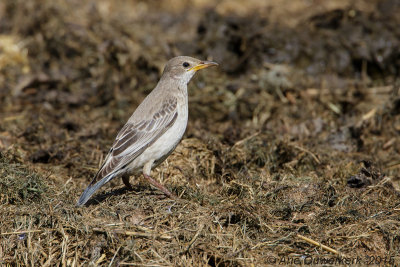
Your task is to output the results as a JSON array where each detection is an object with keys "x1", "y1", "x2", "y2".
[{"x1": 143, "y1": 174, "x2": 176, "y2": 199}]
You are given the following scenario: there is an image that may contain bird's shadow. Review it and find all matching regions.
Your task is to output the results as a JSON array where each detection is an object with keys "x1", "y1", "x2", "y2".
[{"x1": 82, "y1": 184, "x2": 163, "y2": 207}]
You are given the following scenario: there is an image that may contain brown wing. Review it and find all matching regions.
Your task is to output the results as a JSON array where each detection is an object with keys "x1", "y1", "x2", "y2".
[{"x1": 90, "y1": 97, "x2": 178, "y2": 185}]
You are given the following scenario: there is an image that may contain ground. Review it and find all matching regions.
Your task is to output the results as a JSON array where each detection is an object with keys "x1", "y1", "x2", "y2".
[{"x1": 1, "y1": 0, "x2": 400, "y2": 266}]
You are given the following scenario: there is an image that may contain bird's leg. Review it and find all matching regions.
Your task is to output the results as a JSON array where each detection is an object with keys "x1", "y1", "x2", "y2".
[
  {"x1": 122, "y1": 174, "x2": 133, "y2": 190},
  {"x1": 143, "y1": 174, "x2": 176, "y2": 199}
]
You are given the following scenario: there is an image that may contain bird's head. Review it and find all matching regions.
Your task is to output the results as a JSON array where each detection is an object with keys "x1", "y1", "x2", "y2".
[{"x1": 161, "y1": 56, "x2": 218, "y2": 84}]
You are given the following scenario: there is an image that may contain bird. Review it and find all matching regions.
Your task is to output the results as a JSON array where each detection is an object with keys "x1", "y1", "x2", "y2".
[{"x1": 77, "y1": 56, "x2": 218, "y2": 206}]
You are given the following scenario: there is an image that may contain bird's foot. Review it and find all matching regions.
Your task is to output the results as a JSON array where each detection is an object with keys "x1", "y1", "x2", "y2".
[{"x1": 143, "y1": 174, "x2": 177, "y2": 199}]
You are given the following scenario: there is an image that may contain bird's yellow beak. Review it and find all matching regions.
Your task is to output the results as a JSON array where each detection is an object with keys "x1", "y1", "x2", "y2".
[{"x1": 188, "y1": 61, "x2": 219, "y2": 72}]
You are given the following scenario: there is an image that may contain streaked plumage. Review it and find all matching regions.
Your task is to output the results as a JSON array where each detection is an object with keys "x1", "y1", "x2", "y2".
[{"x1": 77, "y1": 56, "x2": 218, "y2": 206}]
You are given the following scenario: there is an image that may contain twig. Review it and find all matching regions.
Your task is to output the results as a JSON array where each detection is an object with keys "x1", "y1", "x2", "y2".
[
  {"x1": 96, "y1": 254, "x2": 106, "y2": 265},
  {"x1": 362, "y1": 108, "x2": 377, "y2": 121},
  {"x1": 1, "y1": 230, "x2": 42, "y2": 235},
  {"x1": 92, "y1": 228, "x2": 173, "y2": 241},
  {"x1": 297, "y1": 234, "x2": 339, "y2": 255},
  {"x1": 232, "y1": 132, "x2": 260, "y2": 148},
  {"x1": 59, "y1": 225, "x2": 68, "y2": 267},
  {"x1": 123, "y1": 231, "x2": 173, "y2": 241},
  {"x1": 327, "y1": 102, "x2": 341, "y2": 114},
  {"x1": 251, "y1": 233, "x2": 294, "y2": 250},
  {"x1": 387, "y1": 162, "x2": 400, "y2": 170},
  {"x1": 292, "y1": 144, "x2": 321, "y2": 164},
  {"x1": 119, "y1": 263, "x2": 162, "y2": 266},
  {"x1": 186, "y1": 224, "x2": 204, "y2": 251}
]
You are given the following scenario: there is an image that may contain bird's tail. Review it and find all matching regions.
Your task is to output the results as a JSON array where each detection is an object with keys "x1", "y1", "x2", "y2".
[{"x1": 76, "y1": 173, "x2": 117, "y2": 206}]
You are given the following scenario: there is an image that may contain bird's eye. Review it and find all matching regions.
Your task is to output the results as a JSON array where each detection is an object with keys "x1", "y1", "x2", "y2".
[{"x1": 182, "y1": 62, "x2": 190, "y2": 68}]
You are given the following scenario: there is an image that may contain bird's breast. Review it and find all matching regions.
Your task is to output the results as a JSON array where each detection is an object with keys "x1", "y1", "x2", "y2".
[{"x1": 128, "y1": 99, "x2": 188, "y2": 173}]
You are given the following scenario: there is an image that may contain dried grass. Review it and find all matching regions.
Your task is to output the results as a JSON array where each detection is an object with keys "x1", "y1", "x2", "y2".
[{"x1": 1, "y1": 0, "x2": 400, "y2": 266}]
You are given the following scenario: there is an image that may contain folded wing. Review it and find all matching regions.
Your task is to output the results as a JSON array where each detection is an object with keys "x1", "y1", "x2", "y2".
[{"x1": 77, "y1": 97, "x2": 178, "y2": 206}]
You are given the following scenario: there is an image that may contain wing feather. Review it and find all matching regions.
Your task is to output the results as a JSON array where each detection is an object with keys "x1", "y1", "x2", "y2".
[{"x1": 88, "y1": 97, "x2": 178, "y2": 186}]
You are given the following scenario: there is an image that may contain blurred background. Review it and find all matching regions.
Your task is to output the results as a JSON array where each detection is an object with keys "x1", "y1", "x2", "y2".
[{"x1": 1, "y1": 0, "x2": 400, "y2": 265}]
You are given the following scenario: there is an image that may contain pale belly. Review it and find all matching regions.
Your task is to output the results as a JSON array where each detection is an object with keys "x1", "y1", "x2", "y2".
[{"x1": 126, "y1": 108, "x2": 188, "y2": 175}]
